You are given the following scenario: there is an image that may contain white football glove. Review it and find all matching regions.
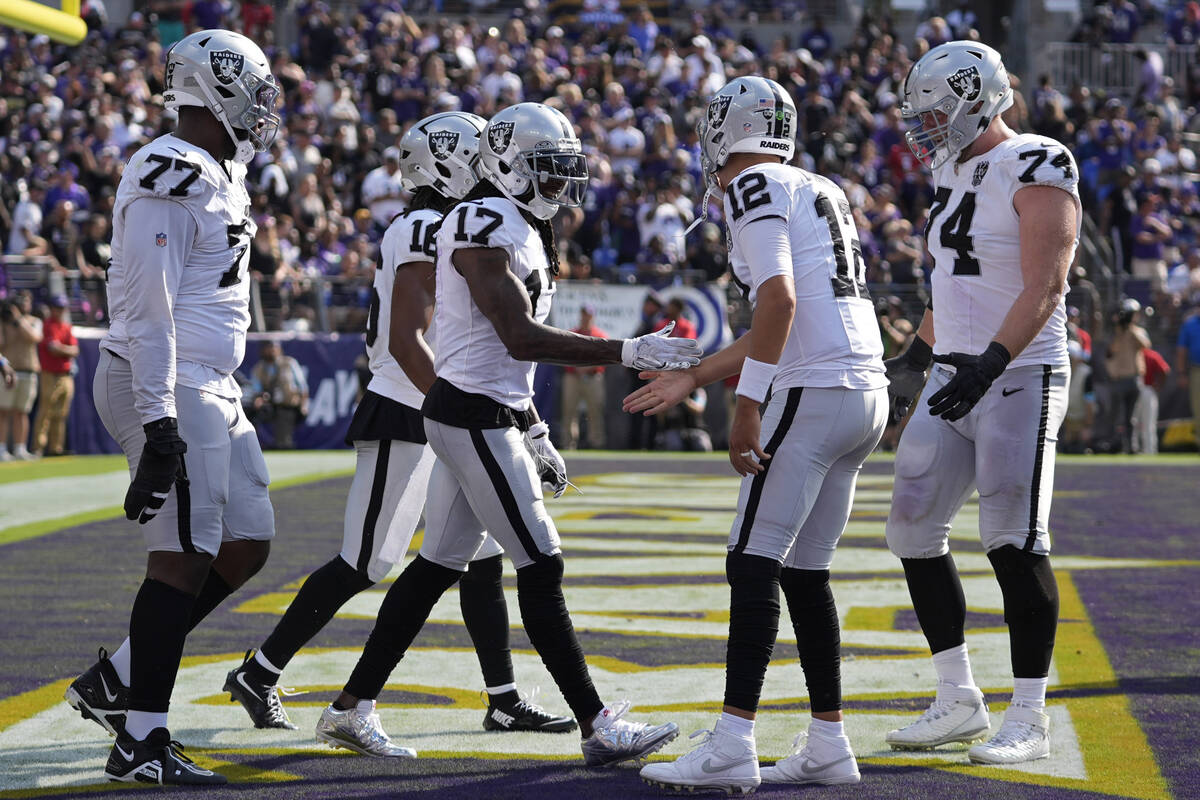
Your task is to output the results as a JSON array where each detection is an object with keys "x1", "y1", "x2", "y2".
[
  {"x1": 621, "y1": 321, "x2": 703, "y2": 371},
  {"x1": 524, "y1": 421, "x2": 568, "y2": 498}
]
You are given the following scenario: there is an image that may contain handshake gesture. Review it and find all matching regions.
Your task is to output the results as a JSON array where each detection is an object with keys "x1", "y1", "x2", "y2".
[{"x1": 621, "y1": 322, "x2": 702, "y2": 371}]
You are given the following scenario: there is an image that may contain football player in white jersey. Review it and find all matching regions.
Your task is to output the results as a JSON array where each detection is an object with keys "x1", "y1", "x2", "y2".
[
  {"x1": 881, "y1": 42, "x2": 1079, "y2": 765},
  {"x1": 62, "y1": 30, "x2": 281, "y2": 786},
  {"x1": 223, "y1": 113, "x2": 573, "y2": 752},
  {"x1": 626, "y1": 77, "x2": 888, "y2": 794},
  {"x1": 326, "y1": 102, "x2": 700, "y2": 767}
]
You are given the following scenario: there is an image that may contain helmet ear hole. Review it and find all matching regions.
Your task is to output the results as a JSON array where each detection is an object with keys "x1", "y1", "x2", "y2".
[
  {"x1": 215, "y1": 86, "x2": 235, "y2": 99},
  {"x1": 435, "y1": 163, "x2": 451, "y2": 178},
  {"x1": 497, "y1": 161, "x2": 512, "y2": 175}
]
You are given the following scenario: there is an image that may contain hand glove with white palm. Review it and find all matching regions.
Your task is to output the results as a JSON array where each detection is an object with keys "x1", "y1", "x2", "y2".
[
  {"x1": 524, "y1": 421, "x2": 569, "y2": 498},
  {"x1": 621, "y1": 321, "x2": 702, "y2": 371}
]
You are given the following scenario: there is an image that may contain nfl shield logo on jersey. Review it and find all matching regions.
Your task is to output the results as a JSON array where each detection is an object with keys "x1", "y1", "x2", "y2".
[
  {"x1": 155, "y1": 232, "x2": 167, "y2": 247},
  {"x1": 210, "y1": 49, "x2": 245, "y2": 85},
  {"x1": 488, "y1": 121, "x2": 515, "y2": 153},
  {"x1": 947, "y1": 66, "x2": 982, "y2": 101},
  {"x1": 429, "y1": 130, "x2": 460, "y2": 160},
  {"x1": 972, "y1": 162, "x2": 989, "y2": 186}
]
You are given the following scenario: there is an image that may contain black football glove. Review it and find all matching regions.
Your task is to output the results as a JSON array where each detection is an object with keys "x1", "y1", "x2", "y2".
[
  {"x1": 884, "y1": 336, "x2": 933, "y2": 419},
  {"x1": 125, "y1": 417, "x2": 188, "y2": 524},
  {"x1": 926, "y1": 342, "x2": 1012, "y2": 422}
]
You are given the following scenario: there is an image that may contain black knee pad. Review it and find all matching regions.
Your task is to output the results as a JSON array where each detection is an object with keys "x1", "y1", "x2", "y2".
[
  {"x1": 781, "y1": 568, "x2": 842, "y2": 713},
  {"x1": 988, "y1": 544, "x2": 1059, "y2": 677},
  {"x1": 724, "y1": 552, "x2": 782, "y2": 713},
  {"x1": 988, "y1": 545, "x2": 1059, "y2": 619},
  {"x1": 463, "y1": 553, "x2": 505, "y2": 585},
  {"x1": 516, "y1": 553, "x2": 565, "y2": 593}
]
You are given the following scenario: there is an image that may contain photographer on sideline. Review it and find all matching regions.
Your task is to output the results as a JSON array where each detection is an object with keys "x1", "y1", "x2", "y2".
[
  {"x1": 1106, "y1": 298, "x2": 1151, "y2": 453},
  {"x1": 0, "y1": 291, "x2": 43, "y2": 460},
  {"x1": 250, "y1": 341, "x2": 309, "y2": 449}
]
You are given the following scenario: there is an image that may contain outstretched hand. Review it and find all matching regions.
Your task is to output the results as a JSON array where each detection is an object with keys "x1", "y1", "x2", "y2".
[{"x1": 622, "y1": 370, "x2": 698, "y2": 416}]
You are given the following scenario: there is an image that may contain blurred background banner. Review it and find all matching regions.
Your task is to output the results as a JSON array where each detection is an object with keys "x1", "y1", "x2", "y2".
[
  {"x1": 550, "y1": 281, "x2": 731, "y2": 355},
  {"x1": 69, "y1": 331, "x2": 367, "y2": 455}
]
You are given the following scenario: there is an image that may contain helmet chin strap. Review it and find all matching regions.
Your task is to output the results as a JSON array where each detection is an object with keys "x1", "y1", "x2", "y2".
[
  {"x1": 683, "y1": 186, "x2": 713, "y2": 237},
  {"x1": 195, "y1": 79, "x2": 255, "y2": 164}
]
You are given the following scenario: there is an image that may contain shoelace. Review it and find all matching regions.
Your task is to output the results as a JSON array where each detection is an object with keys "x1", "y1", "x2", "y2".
[
  {"x1": 987, "y1": 721, "x2": 1036, "y2": 749},
  {"x1": 679, "y1": 728, "x2": 715, "y2": 759},
  {"x1": 786, "y1": 730, "x2": 810, "y2": 756},
  {"x1": 166, "y1": 739, "x2": 196, "y2": 764}
]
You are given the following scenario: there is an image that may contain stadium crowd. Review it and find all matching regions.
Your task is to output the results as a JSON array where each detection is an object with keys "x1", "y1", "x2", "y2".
[{"x1": 0, "y1": 0, "x2": 1197, "y2": 453}]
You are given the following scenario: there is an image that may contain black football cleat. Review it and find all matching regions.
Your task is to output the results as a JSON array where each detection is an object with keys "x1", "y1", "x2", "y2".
[
  {"x1": 223, "y1": 650, "x2": 297, "y2": 729},
  {"x1": 482, "y1": 689, "x2": 577, "y2": 733},
  {"x1": 64, "y1": 647, "x2": 128, "y2": 738},
  {"x1": 105, "y1": 727, "x2": 227, "y2": 785}
]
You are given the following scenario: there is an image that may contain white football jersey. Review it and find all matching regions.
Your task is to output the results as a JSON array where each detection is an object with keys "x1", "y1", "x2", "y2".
[
  {"x1": 433, "y1": 195, "x2": 555, "y2": 410},
  {"x1": 366, "y1": 208, "x2": 441, "y2": 409},
  {"x1": 103, "y1": 134, "x2": 254, "y2": 422},
  {"x1": 725, "y1": 163, "x2": 886, "y2": 391},
  {"x1": 928, "y1": 133, "x2": 1080, "y2": 368}
]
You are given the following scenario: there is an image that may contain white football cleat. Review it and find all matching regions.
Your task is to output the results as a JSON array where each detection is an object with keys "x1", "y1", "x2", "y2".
[
  {"x1": 581, "y1": 700, "x2": 679, "y2": 767},
  {"x1": 760, "y1": 729, "x2": 860, "y2": 785},
  {"x1": 315, "y1": 701, "x2": 417, "y2": 758},
  {"x1": 640, "y1": 723, "x2": 760, "y2": 794},
  {"x1": 968, "y1": 705, "x2": 1050, "y2": 764},
  {"x1": 886, "y1": 683, "x2": 990, "y2": 750}
]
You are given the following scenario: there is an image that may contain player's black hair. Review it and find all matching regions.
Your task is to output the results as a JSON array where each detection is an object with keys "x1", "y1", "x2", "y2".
[
  {"x1": 408, "y1": 185, "x2": 455, "y2": 215},
  {"x1": 459, "y1": 179, "x2": 560, "y2": 276}
]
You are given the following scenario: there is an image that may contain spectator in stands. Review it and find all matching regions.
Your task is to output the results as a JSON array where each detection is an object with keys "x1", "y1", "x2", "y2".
[
  {"x1": 1177, "y1": 305, "x2": 1200, "y2": 447},
  {"x1": 608, "y1": 107, "x2": 646, "y2": 175},
  {"x1": 800, "y1": 15, "x2": 834, "y2": 60},
  {"x1": 655, "y1": 298, "x2": 698, "y2": 341},
  {"x1": 360, "y1": 146, "x2": 404, "y2": 230},
  {"x1": 1106, "y1": 0, "x2": 1141, "y2": 43},
  {"x1": 1134, "y1": 49, "x2": 1165, "y2": 107},
  {"x1": 32, "y1": 295, "x2": 77, "y2": 457},
  {"x1": 7, "y1": 183, "x2": 46, "y2": 256},
  {"x1": 1130, "y1": 193, "x2": 1172, "y2": 292},
  {"x1": 1107, "y1": 298, "x2": 1152, "y2": 453},
  {"x1": 946, "y1": 1, "x2": 979, "y2": 39},
  {"x1": 1132, "y1": 346, "x2": 1170, "y2": 454},
  {"x1": 1063, "y1": 339, "x2": 1096, "y2": 453},
  {"x1": 0, "y1": 291, "x2": 42, "y2": 460},
  {"x1": 78, "y1": 214, "x2": 110, "y2": 321},
  {"x1": 250, "y1": 341, "x2": 309, "y2": 450},
  {"x1": 561, "y1": 305, "x2": 609, "y2": 450},
  {"x1": 1168, "y1": 2, "x2": 1200, "y2": 45}
]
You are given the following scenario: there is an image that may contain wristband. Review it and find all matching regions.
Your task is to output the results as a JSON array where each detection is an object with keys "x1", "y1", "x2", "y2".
[
  {"x1": 527, "y1": 420, "x2": 550, "y2": 439},
  {"x1": 905, "y1": 336, "x2": 933, "y2": 370},
  {"x1": 735, "y1": 357, "x2": 778, "y2": 403}
]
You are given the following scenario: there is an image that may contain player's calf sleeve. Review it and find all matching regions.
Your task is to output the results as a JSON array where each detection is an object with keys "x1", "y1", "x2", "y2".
[
  {"x1": 128, "y1": 578, "x2": 196, "y2": 713},
  {"x1": 460, "y1": 554, "x2": 515, "y2": 689},
  {"x1": 516, "y1": 555, "x2": 604, "y2": 723},
  {"x1": 781, "y1": 568, "x2": 842, "y2": 713},
  {"x1": 901, "y1": 554, "x2": 968, "y2": 654},
  {"x1": 186, "y1": 570, "x2": 233, "y2": 632},
  {"x1": 988, "y1": 545, "x2": 1060, "y2": 678},
  {"x1": 343, "y1": 556, "x2": 461, "y2": 700},
  {"x1": 723, "y1": 552, "x2": 782, "y2": 713},
  {"x1": 260, "y1": 556, "x2": 375, "y2": 670}
]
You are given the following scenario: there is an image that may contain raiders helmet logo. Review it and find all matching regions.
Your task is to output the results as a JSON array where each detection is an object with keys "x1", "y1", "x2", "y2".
[
  {"x1": 708, "y1": 94, "x2": 733, "y2": 129},
  {"x1": 210, "y1": 49, "x2": 245, "y2": 86},
  {"x1": 488, "y1": 121, "x2": 515, "y2": 153},
  {"x1": 946, "y1": 66, "x2": 982, "y2": 101},
  {"x1": 972, "y1": 161, "x2": 989, "y2": 186},
  {"x1": 429, "y1": 130, "x2": 460, "y2": 160}
]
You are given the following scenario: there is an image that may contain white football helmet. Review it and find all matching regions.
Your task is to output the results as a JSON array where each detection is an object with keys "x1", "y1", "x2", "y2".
[
  {"x1": 399, "y1": 112, "x2": 486, "y2": 200},
  {"x1": 689, "y1": 77, "x2": 796, "y2": 235},
  {"x1": 479, "y1": 103, "x2": 587, "y2": 220},
  {"x1": 163, "y1": 29, "x2": 280, "y2": 164},
  {"x1": 901, "y1": 41, "x2": 1013, "y2": 169},
  {"x1": 698, "y1": 76, "x2": 797, "y2": 188}
]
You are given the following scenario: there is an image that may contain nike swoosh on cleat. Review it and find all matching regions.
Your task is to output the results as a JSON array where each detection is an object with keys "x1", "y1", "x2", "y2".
[
  {"x1": 99, "y1": 673, "x2": 119, "y2": 704},
  {"x1": 115, "y1": 744, "x2": 134, "y2": 761},
  {"x1": 1001, "y1": 387, "x2": 1024, "y2": 397},
  {"x1": 799, "y1": 754, "x2": 853, "y2": 775},
  {"x1": 700, "y1": 756, "x2": 755, "y2": 773},
  {"x1": 236, "y1": 671, "x2": 263, "y2": 700}
]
